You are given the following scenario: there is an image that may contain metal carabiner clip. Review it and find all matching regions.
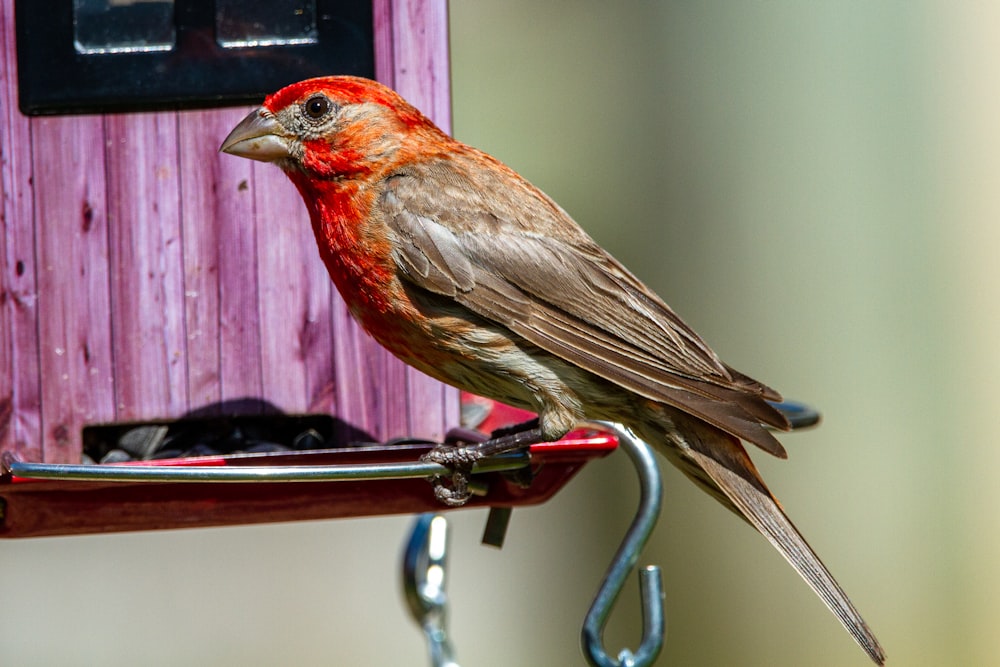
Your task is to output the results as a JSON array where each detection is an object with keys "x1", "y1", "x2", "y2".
[{"x1": 403, "y1": 513, "x2": 460, "y2": 667}]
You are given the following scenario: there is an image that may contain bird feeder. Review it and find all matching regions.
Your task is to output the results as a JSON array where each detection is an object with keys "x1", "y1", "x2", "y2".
[{"x1": 0, "y1": 0, "x2": 616, "y2": 538}]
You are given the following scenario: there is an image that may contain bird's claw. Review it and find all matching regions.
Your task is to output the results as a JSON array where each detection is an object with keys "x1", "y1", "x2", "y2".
[
  {"x1": 429, "y1": 471, "x2": 473, "y2": 507},
  {"x1": 422, "y1": 434, "x2": 487, "y2": 507},
  {"x1": 423, "y1": 422, "x2": 542, "y2": 506}
]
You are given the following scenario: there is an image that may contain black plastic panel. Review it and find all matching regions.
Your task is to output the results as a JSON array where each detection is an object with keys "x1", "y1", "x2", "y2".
[{"x1": 15, "y1": 0, "x2": 373, "y2": 115}]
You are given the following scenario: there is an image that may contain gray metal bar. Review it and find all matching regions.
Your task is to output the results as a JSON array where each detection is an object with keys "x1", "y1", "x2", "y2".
[{"x1": 4, "y1": 450, "x2": 531, "y2": 483}]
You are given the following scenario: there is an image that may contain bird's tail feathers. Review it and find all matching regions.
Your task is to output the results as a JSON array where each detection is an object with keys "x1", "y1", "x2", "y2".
[{"x1": 635, "y1": 418, "x2": 886, "y2": 665}]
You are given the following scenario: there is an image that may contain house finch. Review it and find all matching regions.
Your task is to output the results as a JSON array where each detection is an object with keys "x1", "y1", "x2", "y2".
[{"x1": 221, "y1": 76, "x2": 884, "y2": 664}]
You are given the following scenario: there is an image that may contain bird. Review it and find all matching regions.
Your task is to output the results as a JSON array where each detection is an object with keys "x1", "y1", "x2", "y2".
[{"x1": 220, "y1": 75, "x2": 885, "y2": 664}]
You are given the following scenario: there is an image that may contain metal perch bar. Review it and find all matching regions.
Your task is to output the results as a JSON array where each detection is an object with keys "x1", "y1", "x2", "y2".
[{"x1": 2, "y1": 450, "x2": 531, "y2": 483}]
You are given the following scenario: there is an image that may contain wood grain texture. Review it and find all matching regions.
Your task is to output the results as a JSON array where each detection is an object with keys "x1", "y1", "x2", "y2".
[
  {"x1": 330, "y1": 295, "x2": 385, "y2": 441},
  {"x1": 0, "y1": 0, "x2": 458, "y2": 467},
  {"x1": 32, "y1": 114, "x2": 116, "y2": 462},
  {"x1": 177, "y1": 108, "x2": 259, "y2": 412},
  {"x1": 105, "y1": 112, "x2": 188, "y2": 420},
  {"x1": 0, "y1": 0, "x2": 42, "y2": 462},
  {"x1": 252, "y1": 161, "x2": 336, "y2": 416},
  {"x1": 381, "y1": 0, "x2": 453, "y2": 133}
]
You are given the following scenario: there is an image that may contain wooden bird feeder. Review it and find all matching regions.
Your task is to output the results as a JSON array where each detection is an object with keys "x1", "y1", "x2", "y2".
[{"x1": 0, "y1": 0, "x2": 616, "y2": 538}]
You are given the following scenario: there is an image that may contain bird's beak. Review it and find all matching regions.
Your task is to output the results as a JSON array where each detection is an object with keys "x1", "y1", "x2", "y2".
[{"x1": 220, "y1": 108, "x2": 292, "y2": 162}]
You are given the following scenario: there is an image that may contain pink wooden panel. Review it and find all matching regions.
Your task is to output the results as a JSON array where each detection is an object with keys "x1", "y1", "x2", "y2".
[
  {"x1": 177, "y1": 108, "x2": 261, "y2": 412},
  {"x1": 0, "y1": 0, "x2": 42, "y2": 462},
  {"x1": 0, "y1": 0, "x2": 459, "y2": 466},
  {"x1": 331, "y1": 298, "x2": 392, "y2": 440},
  {"x1": 376, "y1": 0, "x2": 453, "y2": 132},
  {"x1": 105, "y1": 113, "x2": 188, "y2": 420},
  {"x1": 32, "y1": 114, "x2": 116, "y2": 463},
  {"x1": 251, "y1": 162, "x2": 336, "y2": 416}
]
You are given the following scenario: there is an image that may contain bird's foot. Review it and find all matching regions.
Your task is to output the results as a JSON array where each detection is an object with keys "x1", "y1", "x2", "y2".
[
  {"x1": 422, "y1": 428, "x2": 486, "y2": 506},
  {"x1": 422, "y1": 420, "x2": 546, "y2": 506}
]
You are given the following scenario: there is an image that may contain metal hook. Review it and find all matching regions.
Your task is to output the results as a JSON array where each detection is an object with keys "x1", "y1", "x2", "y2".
[
  {"x1": 402, "y1": 513, "x2": 460, "y2": 667},
  {"x1": 579, "y1": 421, "x2": 666, "y2": 667}
]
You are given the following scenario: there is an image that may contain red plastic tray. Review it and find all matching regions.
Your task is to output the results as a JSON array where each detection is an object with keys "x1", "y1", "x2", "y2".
[{"x1": 0, "y1": 403, "x2": 616, "y2": 538}]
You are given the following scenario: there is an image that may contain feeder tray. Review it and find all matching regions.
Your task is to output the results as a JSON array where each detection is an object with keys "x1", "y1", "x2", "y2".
[{"x1": 0, "y1": 400, "x2": 616, "y2": 538}]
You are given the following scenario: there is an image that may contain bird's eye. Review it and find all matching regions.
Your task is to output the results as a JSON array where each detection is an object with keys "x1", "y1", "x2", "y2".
[{"x1": 303, "y1": 94, "x2": 332, "y2": 120}]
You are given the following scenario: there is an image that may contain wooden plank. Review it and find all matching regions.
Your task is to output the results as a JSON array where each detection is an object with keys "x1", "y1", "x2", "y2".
[
  {"x1": 177, "y1": 108, "x2": 261, "y2": 413},
  {"x1": 251, "y1": 160, "x2": 336, "y2": 416},
  {"x1": 330, "y1": 297, "x2": 386, "y2": 442},
  {"x1": 32, "y1": 115, "x2": 116, "y2": 462},
  {"x1": 0, "y1": 0, "x2": 42, "y2": 462},
  {"x1": 382, "y1": 0, "x2": 453, "y2": 133},
  {"x1": 104, "y1": 112, "x2": 188, "y2": 421},
  {"x1": 215, "y1": 144, "x2": 265, "y2": 406}
]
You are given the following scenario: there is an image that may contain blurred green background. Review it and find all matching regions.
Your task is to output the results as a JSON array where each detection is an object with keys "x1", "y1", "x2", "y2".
[{"x1": 1, "y1": 2, "x2": 992, "y2": 664}]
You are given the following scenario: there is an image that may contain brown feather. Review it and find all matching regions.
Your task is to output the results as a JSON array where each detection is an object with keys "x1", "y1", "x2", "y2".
[
  {"x1": 641, "y1": 416, "x2": 885, "y2": 665},
  {"x1": 382, "y1": 165, "x2": 792, "y2": 454}
]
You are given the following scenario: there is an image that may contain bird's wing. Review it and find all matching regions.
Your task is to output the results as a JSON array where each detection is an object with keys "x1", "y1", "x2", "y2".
[{"x1": 381, "y1": 157, "x2": 790, "y2": 455}]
